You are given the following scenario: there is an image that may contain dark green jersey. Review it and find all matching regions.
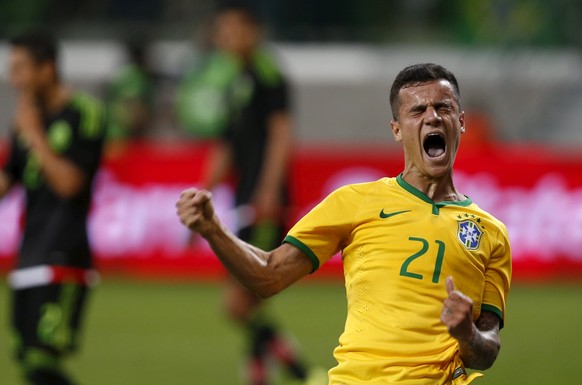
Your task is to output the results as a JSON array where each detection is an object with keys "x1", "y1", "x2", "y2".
[
  {"x1": 105, "y1": 63, "x2": 153, "y2": 139},
  {"x1": 222, "y1": 49, "x2": 290, "y2": 206},
  {"x1": 178, "y1": 48, "x2": 290, "y2": 206},
  {"x1": 3, "y1": 93, "x2": 105, "y2": 269}
]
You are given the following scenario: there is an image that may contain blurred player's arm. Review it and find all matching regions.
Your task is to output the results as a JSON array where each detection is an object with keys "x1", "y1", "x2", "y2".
[
  {"x1": 177, "y1": 188, "x2": 312, "y2": 297},
  {"x1": 253, "y1": 111, "x2": 291, "y2": 219},
  {"x1": 0, "y1": 171, "x2": 13, "y2": 198},
  {"x1": 441, "y1": 277, "x2": 501, "y2": 370},
  {"x1": 16, "y1": 95, "x2": 87, "y2": 199},
  {"x1": 201, "y1": 140, "x2": 233, "y2": 190}
]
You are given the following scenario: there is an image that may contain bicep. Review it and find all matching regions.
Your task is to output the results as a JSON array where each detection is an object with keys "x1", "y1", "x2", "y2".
[
  {"x1": 268, "y1": 242, "x2": 313, "y2": 292},
  {"x1": 476, "y1": 310, "x2": 501, "y2": 344}
]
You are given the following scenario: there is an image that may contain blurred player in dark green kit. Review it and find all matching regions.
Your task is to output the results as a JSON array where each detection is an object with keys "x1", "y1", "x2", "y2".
[
  {"x1": 0, "y1": 31, "x2": 105, "y2": 385},
  {"x1": 105, "y1": 40, "x2": 154, "y2": 142},
  {"x1": 177, "y1": 4, "x2": 323, "y2": 385}
]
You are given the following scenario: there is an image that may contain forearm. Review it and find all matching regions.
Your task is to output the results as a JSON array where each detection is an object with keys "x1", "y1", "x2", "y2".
[
  {"x1": 457, "y1": 325, "x2": 500, "y2": 370},
  {"x1": 202, "y1": 217, "x2": 289, "y2": 297},
  {"x1": 442, "y1": 280, "x2": 502, "y2": 371},
  {"x1": 255, "y1": 113, "x2": 291, "y2": 195},
  {"x1": 177, "y1": 188, "x2": 312, "y2": 295},
  {"x1": 28, "y1": 135, "x2": 86, "y2": 198}
]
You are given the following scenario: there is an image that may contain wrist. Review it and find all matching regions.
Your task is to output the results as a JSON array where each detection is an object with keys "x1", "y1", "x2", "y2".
[{"x1": 199, "y1": 213, "x2": 223, "y2": 239}]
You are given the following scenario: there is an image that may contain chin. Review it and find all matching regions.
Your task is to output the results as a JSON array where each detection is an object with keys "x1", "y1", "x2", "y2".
[
  {"x1": 419, "y1": 154, "x2": 453, "y2": 178},
  {"x1": 423, "y1": 161, "x2": 453, "y2": 179}
]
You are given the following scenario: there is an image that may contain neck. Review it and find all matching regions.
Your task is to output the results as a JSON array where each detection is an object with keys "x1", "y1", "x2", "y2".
[
  {"x1": 38, "y1": 83, "x2": 69, "y2": 115},
  {"x1": 401, "y1": 168, "x2": 464, "y2": 202}
]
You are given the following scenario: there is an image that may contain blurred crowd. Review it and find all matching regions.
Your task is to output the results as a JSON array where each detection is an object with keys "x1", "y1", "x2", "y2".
[
  {"x1": 1, "y1": 0, "x2": 582, "y2": 145},
  {"x1": 1, "y1": 0, "x2": 581, "y2": 45}
]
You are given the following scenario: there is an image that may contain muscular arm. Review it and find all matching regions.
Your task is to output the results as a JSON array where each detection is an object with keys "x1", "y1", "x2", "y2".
[
  {"x1": 441, "y1": 277, "x2": 501, "y2": 370},
  {"x1": 456, "y1": 311, "x2": 501, "y2": 370},
  {"x1": 176, "y1": 188, "x2": 312, "y2": 297}
]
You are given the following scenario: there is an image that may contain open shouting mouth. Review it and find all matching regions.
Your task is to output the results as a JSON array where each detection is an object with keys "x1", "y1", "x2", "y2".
[{"x1": 423, "y1": 132, "x2": 446, "y2": 158}]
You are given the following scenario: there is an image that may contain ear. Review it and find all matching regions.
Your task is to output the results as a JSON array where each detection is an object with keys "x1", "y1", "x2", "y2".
[
  {"x1": 459, "y1": 111, "x2": 466, "y2": 134},
  {"x1": 390, "y1": 120, "x2": 402, "y2": 142}
]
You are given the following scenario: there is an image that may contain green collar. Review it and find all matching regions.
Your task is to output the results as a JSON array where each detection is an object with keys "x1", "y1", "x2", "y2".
[{"x1": 396, "y1": 174, "x2": 472, "y2": 215}]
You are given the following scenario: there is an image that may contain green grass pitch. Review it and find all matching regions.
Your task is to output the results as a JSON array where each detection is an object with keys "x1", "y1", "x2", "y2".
[{"x1": 1, "y1": 278, "x2": 581, "y2": 384}]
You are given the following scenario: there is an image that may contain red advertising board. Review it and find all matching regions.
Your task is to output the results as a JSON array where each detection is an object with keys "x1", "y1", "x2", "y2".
[{"x1": 1, "y1": 140, "x2": 581, "y2": 281}]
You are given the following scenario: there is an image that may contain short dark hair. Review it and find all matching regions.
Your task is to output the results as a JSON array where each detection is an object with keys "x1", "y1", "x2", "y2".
[
  {"x1": 9, "y1": 29, "x2": 58, "y2": 65},
  {"x1": 215, "y1": 1, "x2": 261, "y2": 25},
  {"x1": 389, "y1": 63, "x2": 461, "y2": 120}
]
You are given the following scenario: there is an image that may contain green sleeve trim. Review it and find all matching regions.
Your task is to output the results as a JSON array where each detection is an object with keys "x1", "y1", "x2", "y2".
[
  {"x1": 481, "y1": 304, "x2": 504, "y2": 329},
  {"x1": 283, "y1": 235, "x2": 320, "y2": 273}
]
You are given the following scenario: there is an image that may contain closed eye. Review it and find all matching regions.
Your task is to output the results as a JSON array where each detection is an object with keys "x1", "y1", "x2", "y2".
[
  {"x1": 408, "y1": 104, "x2": 427, "y2": 116},
  {"x1": 434, "y1": 103, "x2": 453, "y2": 112},
  {"x1": 434, "y1": 101, "x2": 454, "y2": 113},
  {"x1": 408, "y1": 102, "x2": 454, "y2": 117}
]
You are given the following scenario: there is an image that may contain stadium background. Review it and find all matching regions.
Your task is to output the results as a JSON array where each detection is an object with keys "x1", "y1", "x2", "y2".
[{"x1": 1, "y1": 0, "x2": 582, "y2": 384}]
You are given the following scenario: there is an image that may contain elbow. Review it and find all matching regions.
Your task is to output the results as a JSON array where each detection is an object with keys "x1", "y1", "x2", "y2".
[
  {"x1": 255, "y1": 289, "x2": 276, "y2": 299},
  {"x1": 464, "y1": 344, "x2": 500, "y2": 371},
  {"x1": 53, "y1": 174, "x2": 87, "y2": 199},
  {"x1": 54, "y1": 182, "x2": 84, "y2": 199},
  {"x1": 252, "y1": 269, "x2": 289, "y2": 299},
  {"x1": 468, "y1": 358, "x2": 496, "y2": 371},
  {"x1": 254, "y1": 280, "x2": 285, "y2": 299}
]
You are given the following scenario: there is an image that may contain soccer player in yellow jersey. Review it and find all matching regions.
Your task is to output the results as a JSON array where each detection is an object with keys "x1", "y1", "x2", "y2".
[{"x1": 177, "y1": 63, "x2": 512, "y2": 384}]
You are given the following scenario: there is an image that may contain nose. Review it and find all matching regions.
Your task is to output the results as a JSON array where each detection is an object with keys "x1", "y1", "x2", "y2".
[{"x1": 424, "y1": 107, "x2": 442, "y2": 126}]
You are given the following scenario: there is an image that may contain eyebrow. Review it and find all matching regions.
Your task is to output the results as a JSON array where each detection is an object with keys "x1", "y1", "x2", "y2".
[{"x1": 408, "y1": 99, "x2": 455, "y2": 113}]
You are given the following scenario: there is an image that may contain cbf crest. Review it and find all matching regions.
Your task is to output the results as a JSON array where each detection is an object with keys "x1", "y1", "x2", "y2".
[{"x1": 457, "y1": 216, "x2": 484, "y2": 250}]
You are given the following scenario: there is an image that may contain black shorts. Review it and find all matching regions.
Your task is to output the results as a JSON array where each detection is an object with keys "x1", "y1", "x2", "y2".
[{"x1": 11, "y1": 283, "x2": 89, "y2": 358}]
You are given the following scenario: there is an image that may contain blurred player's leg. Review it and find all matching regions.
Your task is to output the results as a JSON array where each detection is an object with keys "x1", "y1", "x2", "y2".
[
  {"x1": 225, "y1": 280, "x2": 308, "y2": 385},
  {"x1": 11, "y1": 284, "x2": 89, "y2": 385}
]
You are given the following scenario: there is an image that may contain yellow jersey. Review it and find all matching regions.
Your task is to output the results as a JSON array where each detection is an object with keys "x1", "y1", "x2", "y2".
[{"x1": 284, "y1": 175, "x2": 511, "y2": 385}]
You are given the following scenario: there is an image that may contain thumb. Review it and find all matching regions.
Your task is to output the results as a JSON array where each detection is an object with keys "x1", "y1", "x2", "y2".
[{"x1": 446, "y1": 276, "x2": 455, "y2": 295}]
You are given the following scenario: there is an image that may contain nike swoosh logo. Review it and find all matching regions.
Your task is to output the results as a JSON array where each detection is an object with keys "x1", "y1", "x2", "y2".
[{"x1": 379, "y1": 209, "x2": 411, "y2": 219}]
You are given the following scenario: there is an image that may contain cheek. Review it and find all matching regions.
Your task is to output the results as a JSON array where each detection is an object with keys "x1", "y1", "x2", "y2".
[
  {"x1": 11, "y1": 66, "x2": 36, "y2": 88},
  {"x1": 9, "y1": 68, "x2": 25, "y2": 87},
  {"x1": 400, "y1": 127, "x2": 420, "y2": 144}
]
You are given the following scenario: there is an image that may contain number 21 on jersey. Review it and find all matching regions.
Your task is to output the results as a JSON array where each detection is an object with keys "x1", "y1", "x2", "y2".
[{"x1": 400, "y1": 237, "x2": 445, "y2": 284}]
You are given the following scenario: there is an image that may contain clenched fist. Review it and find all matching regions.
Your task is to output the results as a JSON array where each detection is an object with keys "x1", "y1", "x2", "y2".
[
  {"x1": 176, "y1": 188, "x2": 217, "y2": 236},
  {"x1": 441, "y1": 276, "x2": 476, "y2": 343}
]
